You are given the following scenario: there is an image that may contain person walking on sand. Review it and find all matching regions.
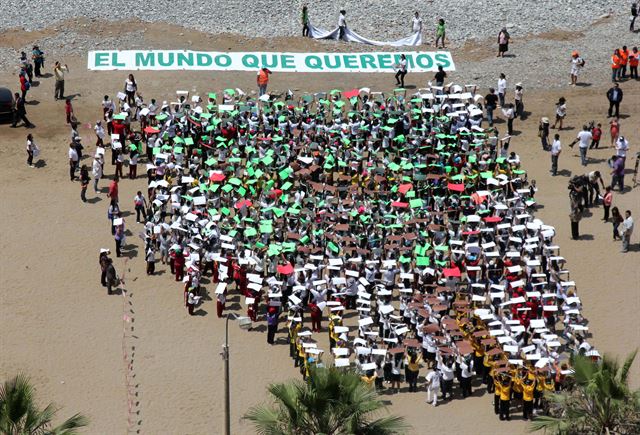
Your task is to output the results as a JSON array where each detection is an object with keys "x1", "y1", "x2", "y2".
[
  {"x1": 10, "y1": 92, "x2": 34, "y2": 128},
  {"x1": 497, "y1": 73, "x2": 507, "y2": 108},
  {"x1": 435, "y1": 19, "x2": 446, "y2": 49},
  {"x1": 26, "y1": 134, "x2": 38, "y2": 168},
  {"x1": 497, "y1": 28, "x2": 510, "y2": 57},
  {"x1": 607, "y1": 82, "x2": 623, "y2": 118},
  {"x1": 569, "y1": 125, "x2": 592, "y2": 167},
  {"x1": 609, "y1": 118, "x2": 620, "y2": 147},
  {"x1": 602, "y1": 186, "x2": 613, "y2": 221},
  {"x1": 79, "y1": 165, "x2": 90, "y2": 202},
  {"x1": 68, "y1": 143, "x2": 78, "y2": 181},
  {"x1": 621, "y1": 210, "x2": 634, "y2": 252},
  {"x1": 92, "y1": 155, "x2": 103, "y2": 193},
  {"x1": 550, "y1": 133, "x2": 561, "y2": 176},
  {"x1": 425, "y1": 368, "x2": 440, "y2": 406},
  {"x1": 539, "y1": 117, "x2": 550, "y2": 150},
  {"x1": 395, "y1": 54, "x2": 408, "y2": 88},
  {"x1": 105, "y1": 258, "x2": 118, "y2": 295},
  {"x1": 134, "y1": 191, "x2": 147, "y2": 223},
  {"x1": 590, "y1": 123, "x2": 602, "y2": 149},
  {"x1": 551, "y1": 97, "x2": 566, "y2": 130},
  {"x1": 53, "y1": 61, "x2": 69, "y2": 100},
  {"x1": 19, "y1": 70, "x2": 30, "y2": 101},
  {"x1": 65, "y1": 98, "x2": 74, "y2": 124}
]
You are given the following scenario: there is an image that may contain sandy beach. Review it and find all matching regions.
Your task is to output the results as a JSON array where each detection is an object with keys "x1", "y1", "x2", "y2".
[{"x1": 0, "y1": 20, "x2": 639, "y2": 434}]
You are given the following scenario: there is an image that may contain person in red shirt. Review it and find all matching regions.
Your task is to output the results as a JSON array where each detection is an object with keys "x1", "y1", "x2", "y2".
[
  {"x1": 65, "y1": 98, "x2": 74, "y2": 124},
  {"x1": 173, "y1": 249, "x2": 185, "y2": 282},
  {"x1": 589, "y1": 123, "x2": 602, "y2": 149},
  {"x1": 19, "y1": 72, "x2": 29, "y2": 100},
  {"x1": 107, "y1": 175, "x2": 119, "y2": 202}
]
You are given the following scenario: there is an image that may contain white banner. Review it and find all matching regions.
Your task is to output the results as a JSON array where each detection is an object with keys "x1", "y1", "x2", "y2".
[
  {"x1": 307, "y1": 23, "x2": 422, "y2": 47},
  {"x1": 87, "y1": 50, "x2": 455, "y2": 73}
]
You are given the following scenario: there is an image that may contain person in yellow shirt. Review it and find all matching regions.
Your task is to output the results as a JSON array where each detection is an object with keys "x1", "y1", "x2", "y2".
[
  {"x1": 492, "y1": 368, "x2": 502, "y2": 415},
  {"x1": 498, "y1": 373, "x2": 512, "y2": 421},
  {"x1": 361, "y1": 370, "x2": 376, "y2": 388},
  {"x1": 522, "y1": 377, "x2": 535, "y2": 420},
  {"x1": 511, "y1": 368, "x2": 524, "y2": 404}
]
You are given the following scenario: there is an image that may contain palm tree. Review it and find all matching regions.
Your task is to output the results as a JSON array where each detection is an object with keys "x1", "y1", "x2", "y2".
[
  {"x1": 0, "y1": 374, "x2": 88, "y2": 435},
  {"x1": 529, "y1": 350, "x2": 640, "y2": 435},
  {"x1": 244, "y1": 366, "x2": 408, "y2": 434}
]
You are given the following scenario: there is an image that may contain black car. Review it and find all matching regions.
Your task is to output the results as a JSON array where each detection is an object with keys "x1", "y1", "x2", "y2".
[{"x1": 0, "y1": 87, "x2": 14, "y2": 117}]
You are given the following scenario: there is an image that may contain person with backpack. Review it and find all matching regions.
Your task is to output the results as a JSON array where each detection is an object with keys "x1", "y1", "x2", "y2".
[{"x1": 570, "y1": 51, "x2": 585, "y2": 86}]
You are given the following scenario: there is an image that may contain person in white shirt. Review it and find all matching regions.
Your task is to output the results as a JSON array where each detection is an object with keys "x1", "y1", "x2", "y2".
[
  {"x1": 412, "y1": 11, "x2": 423, "y2": 34},
  {"x1": 621, "y1": 210, "x2": 634, "y2": 253},
  {"x1": 497, "y1": 73, "x2": 507, "y2": 107},
  {"x1": 570, "y1": 125, "x2": 593, "y2": 166},
  {"x1": 338, "y1": 10, "x2": 347, "y2": 40},
  {"x1": 550, "y1": 134, "x2": 561, "y2": 176},
  {"x1": 26, "y1": 134, "x2": 37, "y2": 167},
  {"x1": 68, "y1": 143, "x2": 79, "y2": 181},
  {"x1": 514, "y1": 83, "x2": 524, "y2": 118},
  {"x1": 94, "y1": 120, "x2": 105, "y2": 147},
  {"x1": 457, "y1": 355, "x2": 474, "y2": 398},
  {"x1": 552, "y1": 97, "x2": 566, "y2": 130},
  {"x1": 570, "y1": 51, "x2": 585, "y2": 86},
  {"x1": 92, "y1": 155, "x2": 103, "y2": 193},
  {"x1": 124, "y1": 74, "x2": 137, "y2": 106},
  {"x1": 615, "y1": 136, "x2": 629, "y2": 165},
  {"x1": 436, "y1": 354, "x2": 455, "y2": 400},
  {"x1": 394, "y1": 54, "x2": 408, "y2": 88},
  {"x1": 425, "y1": 368, "x2": 440, "y2": 406}
]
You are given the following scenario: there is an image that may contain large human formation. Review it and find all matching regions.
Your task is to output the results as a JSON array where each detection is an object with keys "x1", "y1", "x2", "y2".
[{"x1": 93, "y1": 81, "x2": 599, "y2": 420}]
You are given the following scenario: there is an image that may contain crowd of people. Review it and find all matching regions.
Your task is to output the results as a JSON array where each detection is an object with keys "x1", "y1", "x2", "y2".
[{"x1": 77, "y1": 73, "x2": 614, "y2": 419}]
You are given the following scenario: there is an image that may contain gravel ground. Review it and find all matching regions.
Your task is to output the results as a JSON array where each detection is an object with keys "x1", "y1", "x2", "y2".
[
  {"x1": 0, "y1": 3, "x2": 635, "y2": 91},
  {"x1": 2, "y1": 0, "x2": 625, "y2": 41}
]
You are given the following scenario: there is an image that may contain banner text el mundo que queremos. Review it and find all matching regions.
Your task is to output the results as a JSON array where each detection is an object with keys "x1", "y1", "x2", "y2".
[{"x1": 87, "y1": 50, "x2": 455, "y2": 73}]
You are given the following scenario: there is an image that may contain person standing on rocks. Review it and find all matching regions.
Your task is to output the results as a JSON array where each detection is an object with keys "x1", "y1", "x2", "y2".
[
  {"x1": 53, "y1": 61, "x2": 69, "y2": 100},
  {"x1": 570, "y1": 51, "x2": 585, "y2": 86},
  {"x1": 435, "y1": 19, "x2": 446, "y2": 49},
  {"x1": 629, "y1": 46, "x2": 638, "y2": 79},
  {"x1": 497, "y1": 28, "x2": 510, "y2": 57},
  {"x1": 257, "y1": 67, "x2": 272, "y2": 97},
  {"x1": 412, "y1": 11, "x2": 423, "y2": 35},
  {"x1": 302, "y1": 5, "x2": 310, "y2": 37},
  {"x1": 338, "y1": 10, "x2": 347, "y2": 41},
  {"x1": 611, "y1": 49, "x2": 622, "y2": 82}
]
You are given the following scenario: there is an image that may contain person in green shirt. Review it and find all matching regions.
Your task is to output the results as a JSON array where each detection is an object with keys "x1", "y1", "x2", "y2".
[
  {"x1": 435, "y1": 18, "x2": 446, "y2": 49},
  {"x1": 302, "y1": 5, "x2": 309, "y2": 37}
]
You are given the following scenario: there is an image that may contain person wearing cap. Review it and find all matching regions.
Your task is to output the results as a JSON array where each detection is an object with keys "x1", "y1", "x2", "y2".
[
  {"x1": 538, "y1": 117, "x2": 550, "y2": 150},
  {"x1": 99, "y1": 249, "x2": 111, "y2": 287},
  {"x1": 569, "y1": 51, "x2": 585, "y2": 86},
  {"x1": 607, "y1": 82, "x2": 623, "y2": 118},
  {"x1": 105, "y1": 258, "x2": 118, "y2": 295}
]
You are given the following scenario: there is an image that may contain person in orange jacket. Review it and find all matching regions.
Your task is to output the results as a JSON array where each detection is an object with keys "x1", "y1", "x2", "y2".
[
  {"x1": 256, "y1": 67, "x2": 272, "y2": 97},
  {"x1": 630, "y1": 46, "x2": 639, "y2": 80},
  {"x1": 611, "y1": 49, "x2": 621, "y2": 82},
  {"x1": 619, "y1": 45, "x2": 629, "y2": 79}
]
